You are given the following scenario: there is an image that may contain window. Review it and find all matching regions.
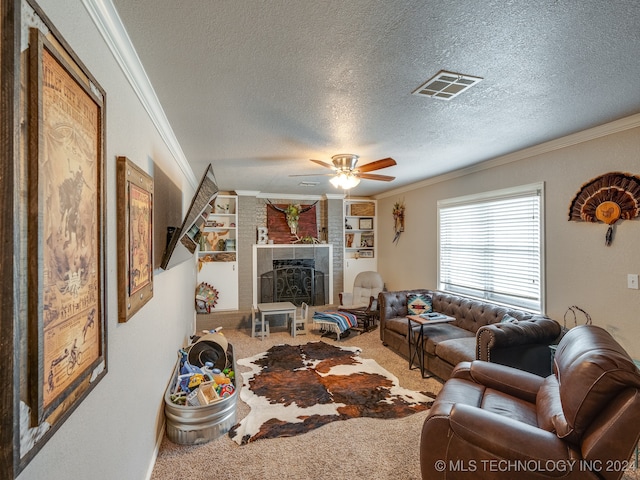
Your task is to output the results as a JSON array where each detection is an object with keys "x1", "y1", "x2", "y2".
[{"x1": 438, "y1": 183, "x2": 544, "y2": 313}]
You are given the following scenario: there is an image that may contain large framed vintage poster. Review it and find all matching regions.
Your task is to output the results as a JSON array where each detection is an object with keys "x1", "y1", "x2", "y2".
[
  {"x1": 27, "y1": 27, "x2": 107, "y2": 425},
  {"x1": 117, "y1": 156, "x2": 153, "y2": 322}
]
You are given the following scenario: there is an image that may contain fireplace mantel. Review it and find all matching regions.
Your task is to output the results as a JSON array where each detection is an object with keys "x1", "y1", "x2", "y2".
[{"x1": 252, "y1": 244, "x2": 333, "y2": 306}]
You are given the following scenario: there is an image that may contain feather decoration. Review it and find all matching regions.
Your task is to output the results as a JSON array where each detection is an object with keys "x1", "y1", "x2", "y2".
[
  {"x1": 568, "y1": 171, "x2": 640, "y2": 246},
  {"x1": 569, "y1": 172, "x2": 640, "y2": 222}
]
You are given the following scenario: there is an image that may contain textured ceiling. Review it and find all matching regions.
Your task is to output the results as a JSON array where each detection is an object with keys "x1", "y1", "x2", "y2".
[{"x1": 111, "y1": 0, "x2": 640, "y2": 197}]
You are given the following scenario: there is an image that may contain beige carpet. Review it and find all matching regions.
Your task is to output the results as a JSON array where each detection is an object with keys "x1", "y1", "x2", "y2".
[
  {"x1": 151, "y1": 327, "x2": 640, "y2": 480},
  {"x1": 151, "y1": 327, "x2": 442, "y2": 480}
]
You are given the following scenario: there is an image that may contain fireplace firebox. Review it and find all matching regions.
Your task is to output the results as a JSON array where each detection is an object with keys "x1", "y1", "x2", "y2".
[{"x1": 260, "y1": 259, "x2": 325, "y2": 306}]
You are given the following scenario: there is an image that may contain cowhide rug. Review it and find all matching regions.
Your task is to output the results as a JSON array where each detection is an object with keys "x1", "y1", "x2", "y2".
[{"x1": 228, "y1": 341, "x2": 434, "y2": 445}]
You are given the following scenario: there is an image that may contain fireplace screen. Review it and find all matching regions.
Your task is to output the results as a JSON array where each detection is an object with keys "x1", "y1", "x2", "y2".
[{"x1": 260, "y1": 259, "x2": 326, "y2": 306}]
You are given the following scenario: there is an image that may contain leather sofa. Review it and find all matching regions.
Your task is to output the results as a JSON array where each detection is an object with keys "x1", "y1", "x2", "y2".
[
  {"x1": 379, "y1": 289, "x2": 561, "y2": 379},
  {"x1": 420, "y1": 325, "x2": 640, "y2": 480}
]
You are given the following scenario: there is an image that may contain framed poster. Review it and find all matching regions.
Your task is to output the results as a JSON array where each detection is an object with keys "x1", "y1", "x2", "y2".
[
  {"x1": 117, "y1": 156, "x2": 153, "y2": 322},
  {"x1": 27, "y1": 27, "x2": 107, "y2": 426}
]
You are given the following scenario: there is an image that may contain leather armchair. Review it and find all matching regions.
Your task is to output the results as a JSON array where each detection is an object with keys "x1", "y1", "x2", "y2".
[{"x1": 420, "y1": 325, "x2": 640, "y2": 480}]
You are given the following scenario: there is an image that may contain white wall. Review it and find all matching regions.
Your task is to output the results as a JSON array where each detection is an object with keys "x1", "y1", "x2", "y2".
[
  {"x1": 17, "y1": 1, "x2": 197, "y2": 479},
  {"x1": 377, "y1": 119, "x2": 640, "y2": 360}
]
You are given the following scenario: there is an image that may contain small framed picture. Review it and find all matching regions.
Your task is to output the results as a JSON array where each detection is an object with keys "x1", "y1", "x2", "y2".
[
  {"x1": 358, "y1": 249, "x2": 374, "y2": 258},
  {"x1": 117, "y1": 156, "x2": 154, "y2": 323},
  {"x1": 361, "y1": 233, "x2": 374, "y2": 248},
  {"x1": 359, "y1": 217, "x2": 373, "y2": 230}
]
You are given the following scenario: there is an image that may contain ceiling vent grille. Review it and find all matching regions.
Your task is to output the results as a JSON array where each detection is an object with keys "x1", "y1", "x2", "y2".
[{"x1": 413, "y1": 70, "x2": 483, "y2": 101}]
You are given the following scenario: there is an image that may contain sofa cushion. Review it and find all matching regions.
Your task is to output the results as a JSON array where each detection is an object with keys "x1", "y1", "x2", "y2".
[
  {"x1": 436, "y1": 336, "x2": 477, "y2": 367},
  {"x1": 386, "y1": 317, "x2": 410, "y2": 336},
  {"x1": 421, "y1": 324, "x2": 474, "y2": 355},
  {"x1": 407, "y1": 293, "x2": 432, "y2": 315}
]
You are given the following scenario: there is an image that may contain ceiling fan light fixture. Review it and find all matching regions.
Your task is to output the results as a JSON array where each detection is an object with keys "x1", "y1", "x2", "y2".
[
  {"x1": 331, "y1": 154, "x2": 359, "y2": 170},
  {"x1": 330, "y1": 171, "x2": 360, "y2": 189}
]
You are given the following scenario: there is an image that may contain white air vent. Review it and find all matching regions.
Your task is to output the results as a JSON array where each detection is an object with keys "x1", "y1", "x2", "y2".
[
  {"x1": 413, "y1": 70, "x2": 483, "y2": 101},
  {"x1": 299, "y1": 181, "x2": 319, "y2": 187}
]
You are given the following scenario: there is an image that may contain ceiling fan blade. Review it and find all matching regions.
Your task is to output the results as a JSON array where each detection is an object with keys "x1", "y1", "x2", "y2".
[
  {"x1": 356, "y1": 157, "x2": 397, "y2": 173},
  {"x1": 288, "y1": 173, "x2": 333, "y2": 177},
  {"x1": 357, "y1": 173, "x2": 395, "y2": 182},
  {"x1": 310, "y1": 159, "x2": 335, "y2": 169}
]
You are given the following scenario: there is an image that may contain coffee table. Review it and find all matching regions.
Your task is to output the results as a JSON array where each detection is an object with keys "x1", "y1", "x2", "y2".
[{"x1": 407, "y1": 313, "x2": 455, "y2": 378}]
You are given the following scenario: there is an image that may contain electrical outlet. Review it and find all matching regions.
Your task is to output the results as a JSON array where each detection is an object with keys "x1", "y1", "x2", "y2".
[{"x1": 627, "y1": 274, "x2": 639, "y2": 290}]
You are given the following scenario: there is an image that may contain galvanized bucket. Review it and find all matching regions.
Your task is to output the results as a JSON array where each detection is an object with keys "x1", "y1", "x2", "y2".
[{"x1": 164, "y1": 344, "x2": 238, "y2": 445}]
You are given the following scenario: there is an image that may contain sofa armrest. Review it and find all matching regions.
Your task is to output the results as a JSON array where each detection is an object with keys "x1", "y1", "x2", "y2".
[
  {"x1": 476, "y1": 317, "x2": 561, "y2": 361},
  {"x1": 452, "y1": 360, "x2": 544, "y2": 403}
]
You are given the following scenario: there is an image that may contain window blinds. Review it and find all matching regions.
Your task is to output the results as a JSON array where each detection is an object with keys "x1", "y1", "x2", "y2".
[{"x1": 438, "y1": 183, "x2": 544, "y2": 312}]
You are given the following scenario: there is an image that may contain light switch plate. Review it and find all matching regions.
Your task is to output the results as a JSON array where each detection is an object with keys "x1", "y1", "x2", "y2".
[{"x1": 627, "y1": 274, "x2": 639, "y2": 289}]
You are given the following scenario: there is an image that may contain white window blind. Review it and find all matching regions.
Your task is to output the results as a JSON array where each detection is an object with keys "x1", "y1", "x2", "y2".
[{"x1": 438, "y1": 183, "x2": 544, "y2": 313}]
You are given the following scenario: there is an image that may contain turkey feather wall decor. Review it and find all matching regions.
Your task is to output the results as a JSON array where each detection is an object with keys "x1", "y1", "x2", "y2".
[{"x1": 568, "y1": 171, "x2": 640, "y2": 246}]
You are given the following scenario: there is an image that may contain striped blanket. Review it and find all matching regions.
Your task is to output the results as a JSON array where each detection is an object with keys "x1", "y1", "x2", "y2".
[{"x1": 312, "y1": 311, "x2": 358, "y2": 333}]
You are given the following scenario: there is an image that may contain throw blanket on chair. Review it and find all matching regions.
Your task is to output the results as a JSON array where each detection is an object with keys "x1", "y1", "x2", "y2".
[{"x1": 312, "y1": 311, "x2": 358, "y2": 340}]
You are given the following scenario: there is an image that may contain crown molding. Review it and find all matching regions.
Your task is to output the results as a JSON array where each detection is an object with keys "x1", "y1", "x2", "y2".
[
  {"x1": 81, "y1": 0, "x2": 197, "y2": 189},
  {"x1": 255, "y1": 192, "x2": 325, "y2": 200},
  {"x1": 323, "y1": 193, "x2": 346, "y2": 200},
  {"x1": 375, "y1": 113, "x2": 640, "y2": 200},
  {"x1": 236, "y1": 191, "x2": 346, "y2": 200},
  {"x1": 234, "y1": 190, "x2": 262, "y2": 197}
]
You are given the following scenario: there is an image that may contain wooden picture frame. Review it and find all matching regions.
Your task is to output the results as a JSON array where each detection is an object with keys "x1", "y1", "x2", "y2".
[
  {"x1": 359, "y1": 217, "x2": 373, "y2": 230},
  {"x1": 350, "y1": 202, "x2": 375, "y2": 216},
  {"x1": 358, "y1": 249, "x2": 374, "y2": 258},
  {"x1": 117, "y1": 156, "x2": 153, "y2": 322},
  {"x1": 27, "y1": 24, "x2": 107, "y2": 434}
]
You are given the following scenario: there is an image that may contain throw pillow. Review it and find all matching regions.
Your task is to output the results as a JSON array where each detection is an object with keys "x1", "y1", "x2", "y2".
[
  {"x1": 501, "y1": 313, "x2": 519, "y2": 324},
  {"x1": 407, "y1": 293, "x2": 433, "y2": 315}
]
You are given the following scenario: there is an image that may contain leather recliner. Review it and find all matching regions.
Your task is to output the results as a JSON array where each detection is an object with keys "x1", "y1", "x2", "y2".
[{"x1": 420, "y1": 325, "x2": 640, "y2": 480}]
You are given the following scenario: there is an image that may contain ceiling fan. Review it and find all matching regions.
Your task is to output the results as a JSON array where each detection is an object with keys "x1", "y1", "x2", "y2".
[{"x1": 291, "y1": 154, "x2": 397, "y2": 189}]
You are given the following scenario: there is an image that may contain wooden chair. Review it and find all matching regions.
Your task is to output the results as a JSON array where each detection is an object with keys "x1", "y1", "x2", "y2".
[
  {"x1": 251, "y1": 305, "x2": 269, "y2": 339},
  {"x1": 290, "y1": 302, "x2": 308, "y2": 337}
]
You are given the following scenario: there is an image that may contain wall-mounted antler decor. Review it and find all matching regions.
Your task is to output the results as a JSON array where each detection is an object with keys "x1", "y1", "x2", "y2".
[
  {"x1": 568, "y1": 171, "x2": 640, "y2": 246},
  {"x1": 266, "y1": 200, "x2": 318, "y2": 243}
]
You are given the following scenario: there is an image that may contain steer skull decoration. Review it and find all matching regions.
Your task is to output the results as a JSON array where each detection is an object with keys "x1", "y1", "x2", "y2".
[{"x1": 267, "y1": 200, "x2": 317, "y2": 235}]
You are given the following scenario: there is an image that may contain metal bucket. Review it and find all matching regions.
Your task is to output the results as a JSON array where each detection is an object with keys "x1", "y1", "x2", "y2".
[{"x1": 164, "y1": 344, "x2": 238, "y2": 445}]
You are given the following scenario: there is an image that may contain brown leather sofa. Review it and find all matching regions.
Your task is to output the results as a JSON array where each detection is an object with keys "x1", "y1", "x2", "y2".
[
  {"x1": 379, "y1": 289, "x2": 561, "y2": 379},
  {"x1": 420, "y1": 325, "x2": 640, "y2": 480}
]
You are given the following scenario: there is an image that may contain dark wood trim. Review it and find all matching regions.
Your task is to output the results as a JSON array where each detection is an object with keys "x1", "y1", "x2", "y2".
[{"x1": 0, "y1": 0, "x2": 19, "y2": 478}]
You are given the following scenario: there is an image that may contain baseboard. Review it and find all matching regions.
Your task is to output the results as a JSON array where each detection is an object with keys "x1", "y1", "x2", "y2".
[{"x1": 145, "y1": 419, "x2": 165, "y2": 480}]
